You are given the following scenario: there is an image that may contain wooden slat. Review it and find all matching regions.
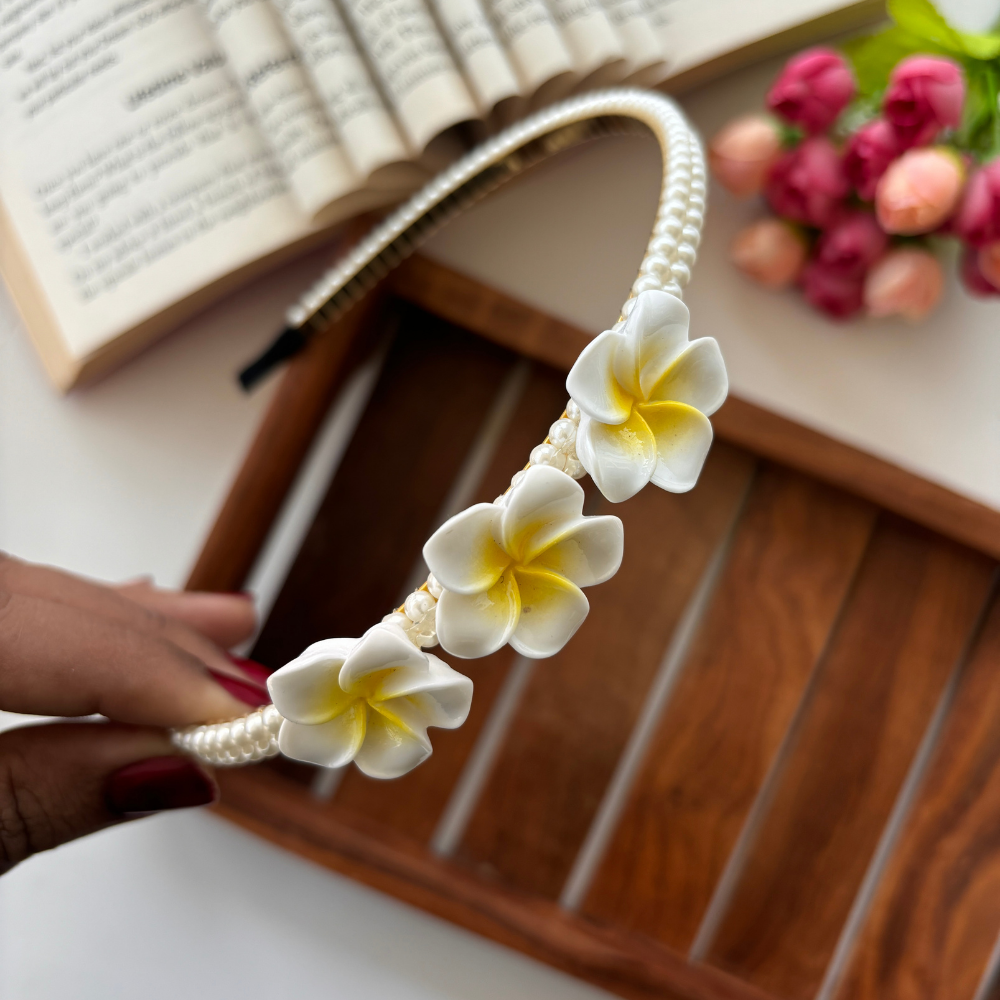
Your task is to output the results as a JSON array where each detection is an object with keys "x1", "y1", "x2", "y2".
[
  {"x1": 705, "y1": 518, "x2": 995, "y2": 999},
  {"x1": 583, "y1": 465, "x2": 877, "y2": 951},
  {"x1": 330, "y1": 364, "x2": 570, "y2": 842},
  {"x1": 453, "y1": 442, "x2": 757, "y2": 897},
  {"x1": 250, "y1": 306, "x2": 515, "y2": 668},
  {"x1": 390, "y1": 255, "x2": 1000, "y2": 562},
  {"x1": 834, "y1": 591, "x2": 1000, "y2": 1000},
  {"x1": 215, "y1": 765, "x2": 777, "y2": 1000},
  {"x1": 186, "y1": 286, "x2": 384, "y2": 593}
]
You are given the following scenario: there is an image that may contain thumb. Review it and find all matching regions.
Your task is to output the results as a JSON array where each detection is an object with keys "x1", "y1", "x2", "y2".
[{"x1": 0, "y1": 722, "x2": 216, "y2": 875}]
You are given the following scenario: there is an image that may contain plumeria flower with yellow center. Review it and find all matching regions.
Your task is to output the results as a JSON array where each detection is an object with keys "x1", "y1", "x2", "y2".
[
  {"x1": 266, "y1": 623, "x2": 473, "y2": 778},
  {"x1": 423, "y1": 465, "x2": 624, "y2": 660},
  {"x1": 567, "y1": 290, "x2": 728, "y2": 503}
]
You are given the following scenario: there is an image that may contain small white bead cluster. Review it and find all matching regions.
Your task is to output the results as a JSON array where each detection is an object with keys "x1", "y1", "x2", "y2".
[
  {"x1": 383, "y1": 572, "x2": 444, "y2": 648},
  {"x1": 171, "y1": 704, "x2": 283, "y2": 767}
]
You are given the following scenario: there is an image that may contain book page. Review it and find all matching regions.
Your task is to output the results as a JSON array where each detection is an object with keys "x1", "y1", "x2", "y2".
[
  {"x1": 599, "y1": 0, "x2": 667, "y2": 83},
  {"x1": 340, "y1": 0, "x2": 478, "y2": 150},
  {"x1": 272, "y1": 0, "x2": 413, "y2": 179},
  {"x1": 545, "y1": 0, "x2": 625, "y2": 82},
  {"x1": 482, "y1": 0, "x2": 574, "y2": 99},
  {"x1": 200, "y1": 0, "x2": 359, "y2": 216},
  {"x1": 426, "y1": 0, "x2": 520, "y2": 111},
  {"x1": 0, "y1": 0, "x2": 317, "y2": 361}
]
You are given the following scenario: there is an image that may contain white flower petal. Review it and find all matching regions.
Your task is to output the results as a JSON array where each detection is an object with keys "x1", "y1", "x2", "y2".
[
  {"x1": 267, "y1": 638, "x2": 358, "y2": 725},
  {"x1": 641, "y1": 401, "x2": 714, "y2": 493},
  {"x1": 436, "y1": 568, "x2": 520, "y2": 658},
  {"x1": 576, "y1": 410, "x2": 656, "y2": 504},
  {"x1": 618, "y1": 291, "x2": 691, "y2": 400},
  {"x1": 423, "y1": 503, "x2": 508, "y2": 595},
  {"x1": 373, "y1": 652, "x2": 474, "y2": 727},
  {"x1": 509, "y1": 567, "x2": 589, "y2": 658},
  {"x1": 532, "y1": 515, "x2": 624, "y2": 587},
  {"x1": 277, "y1": 704, "x2": 366, "y2": 767},
  {"x1": 339, "y1": 622, "x2": 428, "y2": 692},
  {"x1": 566, "y1": 331, "x2": 633, "y2": 425},
  {"x1": 648, "y1": 338, "x2": 728, "y2": 416},
  {"x1": 354, "y1": 708, "x2": 432, "y2": 779},
  {"x1": 501, "y1": 464, "x2": 585, "y2": 562}
]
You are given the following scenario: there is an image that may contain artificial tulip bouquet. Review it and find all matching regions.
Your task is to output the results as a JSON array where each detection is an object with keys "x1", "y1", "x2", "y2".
[{"x1": 710, "y1": 0, "x2": 1000, "y2": 321}]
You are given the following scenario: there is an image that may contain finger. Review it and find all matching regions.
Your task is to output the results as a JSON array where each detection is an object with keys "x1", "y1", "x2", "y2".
[
  {"x1": 0, "y1": 722, "x2": 216, "y2": 875},
  {"x1": 0, "y1": 556, "x2": 255, "y2": 683},
  {"x1": 0, "y1": 590, "x2": 251, "y2": 726},
  {"x1": 114, "y1": 579, "x2": 257, "y2": 650}
]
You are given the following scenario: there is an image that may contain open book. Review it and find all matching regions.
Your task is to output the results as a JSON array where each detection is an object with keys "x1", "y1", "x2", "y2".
[{"x1": 0, "y1": 0, "x2": 878, "y2": 389}]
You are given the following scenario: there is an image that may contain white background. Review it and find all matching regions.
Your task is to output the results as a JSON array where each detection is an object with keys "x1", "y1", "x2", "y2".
[{"x1": 3, "y1": 24, "x2": 1000, "y2": 999}]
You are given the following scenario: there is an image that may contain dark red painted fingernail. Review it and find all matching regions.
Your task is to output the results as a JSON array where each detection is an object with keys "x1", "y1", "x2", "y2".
[
  {"x1": 106, "y1": 757, "x2": 217, "y2": 817},
  {"x1": 225, "y1": 653, "x2": 272, "y2": 685},
  {"x1": 209, "y1": 667, "x2": 270, "y2": 707}
]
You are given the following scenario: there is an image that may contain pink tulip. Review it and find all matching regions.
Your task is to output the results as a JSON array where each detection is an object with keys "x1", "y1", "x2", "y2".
[
  {"x1": 709, "y1": 115, "x2": 783, "y2": 197},
  {"x1": 730, "y1": 218, "x2": 808, "y2": 288},
  {"x1": 800, "y1": 258, "x2": 865, "y2": 318},
  {"x1": 954, "y1": 159, "x2": 1000, "y2": 247},
  {"x1": 960, "y1": 246, "x2": 1000, "y2": 296},
  {"x1": 844, "y1": 119, "x2": 901, "y2": 201},
  {"x1": 766, "y1": 47, "x2": 855, "y2": 134},
  {"x1": 765, "y1": 136, "x2": 849, "y2": 228},
  {"x1": 884, "y1": 55, "x2": 965, "y2": 149},
  {"x1": 875, "y1": 147, "x2": 964, "y2": 234},
  {"x1": 977, "y1": 242, "x2": 1000, "y2": 291},
  {"x1": 815, "y1": 212, "x2": 888, "y2": 277},
  {"x1": 864, "y1": 248, "x2": 944, "y2": 320}
]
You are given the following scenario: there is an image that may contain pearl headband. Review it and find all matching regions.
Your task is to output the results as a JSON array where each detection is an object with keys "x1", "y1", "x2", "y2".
[{"x1": 173, "y1": 89, "x2": 727, "y2": 777}]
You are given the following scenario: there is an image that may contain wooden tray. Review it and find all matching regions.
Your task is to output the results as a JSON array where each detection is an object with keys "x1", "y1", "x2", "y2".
[{"x1": 189, "y1": 250, "x2": 1000, "y2": 1000}]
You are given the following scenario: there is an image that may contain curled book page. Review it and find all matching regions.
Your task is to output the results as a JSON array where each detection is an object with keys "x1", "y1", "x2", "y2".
[
  {"x1": 482, "y1": 0, "x2": 574, "y2": 100},
  {"x1": 426, "y1": 0, "x2": 520, "y2": 112},
  {"x1": 272, "y1": 0, "x2": 414, "y2": 181},
  {"x1": 339, "y1": 0, "x2": 478, "y2": 151},
  {"x1": 599, "y1": 0, "x2": 668, "y2": 83},
  {"x1": 201, "y1": 0, "x2": 356, "y2": 218},
  {"x1": 546, "y1": 0, "x2": 625, "y2": 84}
]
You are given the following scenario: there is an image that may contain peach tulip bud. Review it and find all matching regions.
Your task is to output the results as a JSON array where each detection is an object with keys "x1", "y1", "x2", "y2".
[
  {"x1": 709, "y1": 115, "x2": 782, "y2": 197},
  {"x1": 864, "y1": 248, "x2": 944, "y2": 320},
  {"x1": 875, "y1": 147, "x2": 964, "y2": 234},
  {"x1": 977, "y1": 242, "x2": 1000, "y2": 290},
  {"x1": 730, "y1": 218, "x2": 808, "y2": 289}
]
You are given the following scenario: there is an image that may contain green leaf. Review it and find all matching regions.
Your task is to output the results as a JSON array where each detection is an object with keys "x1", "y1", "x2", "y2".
[
  {"x1": 842, "y1": 25, "x2": 944, "y2": 96},
  {"x1": 888, "y1": 0, "x2": 1000, "y2": 60}
]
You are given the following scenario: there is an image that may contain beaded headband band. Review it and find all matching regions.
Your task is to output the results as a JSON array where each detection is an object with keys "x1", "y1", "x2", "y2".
[{"x1": 173, "y1": 88, "x2": 726, "y2": 777}]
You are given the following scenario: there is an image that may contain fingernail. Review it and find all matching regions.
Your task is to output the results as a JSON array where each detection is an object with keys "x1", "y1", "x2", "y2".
[
  {"x1": 225, "y1": 653, "x2": 272, "y2": 686},
  {"x1": 209, "y1": 667, "x2": 270, "y2": 707},
  {"x1": 106, "y1": 757, "x2": 217, "y2": 817}
]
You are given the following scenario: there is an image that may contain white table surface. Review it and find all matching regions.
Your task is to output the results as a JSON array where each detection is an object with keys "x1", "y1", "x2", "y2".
[{"x1": 2, "y1": 48, "x2": 1000, "y2": 1000}]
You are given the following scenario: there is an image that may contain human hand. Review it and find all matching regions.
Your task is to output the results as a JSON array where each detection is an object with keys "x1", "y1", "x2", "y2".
[{"x1": 0, "y1": 554, "x2": 270, "y2": 874}]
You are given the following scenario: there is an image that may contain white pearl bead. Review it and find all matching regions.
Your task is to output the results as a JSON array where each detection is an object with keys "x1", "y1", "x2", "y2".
[
  {"x1": 510, "y1": 469, "x2": 527, "y2": 490},
  {"x1": 688, "y1": 194, "x2": 705, "y2": 212},
  {"x1": 632, "y1": 273, "x2": 662, "y2": 295},
  {"x1": 681, "y1": 224, "x2": 701, "y2": 249},
  {"x1": 677, "y1": 243, "x2": 697, "y2": 265},
  {"x1": 662, "y1": 279, "x2": 684, "y2": 298},
  {"x1": 563, "y1": 456, "x2": 585, "y2": 479},
  {"x1": 665, "y1": 184, "x2": 688, "y2": 202},
  {"x1": 530, "y1": 443, "x2": 566, "y2": 470},
  {"x1": 548, "y1": 417, "x2": 577, "y2": 448},
  {"x1": 426, "y1": 573, "x2": 443, "y2": 599},
  {"x1": 404, "y1": 590, "x2": 436, "y2": 621},
  {"x1": 263, "y1": 705, "x2": 282, "y2": 730},
  {"x1": 565, "y1": 399, "x2": 581, "y2": 422},
  {"x1": 620, "y1": 297, "x2": 637, "y2": 318},
  {"x1": 641, "y1": 252, "x2": 672, "y2": 279},
  {"x1": 657, "y1": 215, "x2": 684, "y2": 237},
  {"x1": 670, "y1": 261, "x2": 692, "y2": 286},
  {"x1": 664, "y1": 197, "x2": 687, "y2": 217},
  {"x1": 690, "y1": 179, "x2": 706, "y2": 197},
  {"x1": 685, "y1": 208, "x2": 705, "y2": 227},
  {"x1": 650, "y1": 234, "x2": 678, "y2": 258},
  {"x1": 383, "y1": 610, "x2": 410, "y2": 629}
]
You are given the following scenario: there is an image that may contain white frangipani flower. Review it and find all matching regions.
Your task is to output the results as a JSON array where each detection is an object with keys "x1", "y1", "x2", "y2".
[
  {"x1": 423, "y1": 465, "x2": 624, "y2": 660},
  {"x1": 266, "y1": 623, "x2": 473, "y2": 778},
  {"x1": 567, "y1": 290, "x2": 728, "y2": 503}
]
